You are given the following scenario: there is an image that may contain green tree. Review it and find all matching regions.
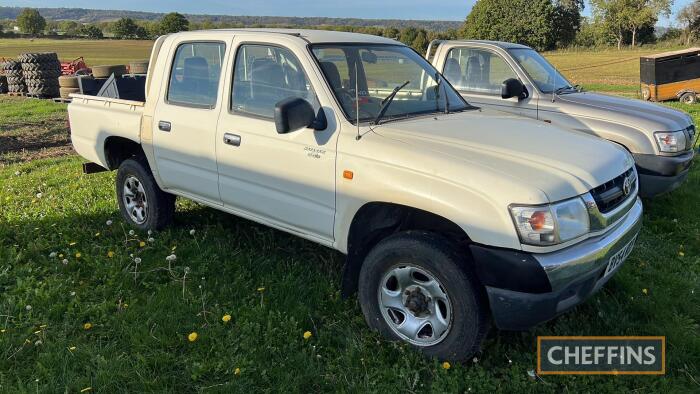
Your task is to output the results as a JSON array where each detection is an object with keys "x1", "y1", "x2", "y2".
[
  {"x1": 399, "y1": 27, "x2": 419, "y2": 47},
  {"x1": 79, "y1": 24, "x2": 103, "y2": 39},
  {"x1": 677, "y1": 0, "x2": 700, "y2": 44},
  {"x1": 159, "y1": 12, "x2": 189, "y2": 35},
  {"x1": 60, "y1": 21, "x2": 80, "y2": 36},
  {"x1": 135, "y1": 25, "x2": 151, "y2": 40},
  {"x1": 591, "y1": 0, "x2": 671, "y2": 48},
  {"x1": 626, "y1": 0, "x2": 671, "y2": 46},
  {"x1": 553, "y1": 0, "x2": 585, "y2": 47},
  {"x1": 16, "y1": 8, "x2": 46, "y2": 36},
  {"x1": 462, "y1": 0, "x2": 557, "y2": 50},
  {"x1": 411, "y1": 29, "x2": 429, "y2": 52},
  {"x1": 112, "y1": 17, "x2": 139, "y2": 39}
]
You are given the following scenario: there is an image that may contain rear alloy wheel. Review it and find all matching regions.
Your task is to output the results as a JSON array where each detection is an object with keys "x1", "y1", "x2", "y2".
[
  {"x1": 680, "y1": 92, "x2": 697, "y2": 105},
  {"x1": 359, "y1": 231, "x2": 489, "y2": 361},
  {"x1": 116, "y1": 158, "x2": 175, "y2": 231}
]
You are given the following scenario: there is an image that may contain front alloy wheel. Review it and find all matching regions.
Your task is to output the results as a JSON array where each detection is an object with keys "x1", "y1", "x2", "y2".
[
  {"x1": 378, "y1": 264, "x2": 452, "y2": 346},
  {"x1": 359, "y1": 231, "x2": 489, "y2": 361}
]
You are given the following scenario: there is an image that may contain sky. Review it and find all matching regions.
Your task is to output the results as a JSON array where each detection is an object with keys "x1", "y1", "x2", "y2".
[{"x1": 2, "y1": 0, "x2": 693, "y2": 25}]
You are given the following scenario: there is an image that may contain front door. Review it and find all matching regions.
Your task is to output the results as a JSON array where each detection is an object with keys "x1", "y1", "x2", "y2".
[
  {"x1": 152, "y1": 39, "x2": 230, "y2": 203},
  {"x1": 215, "y1": 41, "x2": 338, "y2": 241},
  {"x1": 441, "y1": 47, "x2": 538, "y2": 119}
]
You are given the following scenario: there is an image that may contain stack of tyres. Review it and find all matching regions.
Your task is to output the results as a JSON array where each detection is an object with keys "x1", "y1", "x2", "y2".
[
  {"x1": 58, "y1": 75, "x2": 94, "y2": 99},
  {"x1": 20, "y1": 52, "x2": 61, "y2": 98},
  {"x1": 3, "y1": 60, "x2": 25, "y2": 94}
]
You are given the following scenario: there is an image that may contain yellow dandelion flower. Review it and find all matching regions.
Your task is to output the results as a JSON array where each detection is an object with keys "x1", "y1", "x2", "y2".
[
  {"x1": 107, "y1": 251, "x2": 114, "y2": 258},
  {"x1": 139, "y1": 241, "x2": 146, "y2": 248},
  {"x1": 69, "y1": 346, "x2": 76, "y2": 351},
  {"x1": 679, "y1": 251, "x2": 685, "y2": 257},
  {"x1": 80, "y1": 387, "x2": 92, "y2": 393},
  {"x1": 222, "y1": 314, "x2": 232, "y2": 323},
  {"x1": 188, "y1": 332, "x2": 198, "y2": 342},
  {"x1": 94, "y1": 232, "x2": 100, "y2": 237},
  {"x1": 234, "y1": 367, "x2": 241, "y2": 376},
  {"x1": 69, "y1": 242, "x2": 77, "y2": 246},
  {"x1": 123, "y1": 303, "x2": 129, "y2": 308},
  {"x1": 303, "y1": 331, "x2": 312, "y2": 340},
  {"x1": 171, "y1": 246, "x2": 177, "y2": 251},
  {"x1": 442, "y1": 361, "x2": 451, "y2": 370},
  {"x1": 75, "y1": 252, "x2": 81, "y2": 259},
  {"x1": 642, "y1": 288, "x2": 648, "y2": 295},
  {"x1": 1, "y1": 329, "x2": 5, "y2": 333},
  {"x1": 257, "y1": 287, "x2": 266, "y2": 292},
  {"x1": 83, "y1": 322, "x2": 92, "y2": 330},
  {"x1": 59, "y1": 254, "x2": 64, "y2": 258}
]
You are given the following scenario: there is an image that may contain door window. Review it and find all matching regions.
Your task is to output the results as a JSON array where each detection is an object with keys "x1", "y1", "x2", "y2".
[
  {"x1": 231, "y1": 44, "x2": 319, "y2": 119},
  {"x1": 444, "y1": 48, "x2": 518, "y2": 95},
  {"x1": 167, "y1": 42, "x2": 226, "y2": 108}
]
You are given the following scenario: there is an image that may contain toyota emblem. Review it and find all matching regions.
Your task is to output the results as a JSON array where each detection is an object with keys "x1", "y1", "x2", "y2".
[{"x1": 622, "y1": 176, "x2": 633, "y2": 196}]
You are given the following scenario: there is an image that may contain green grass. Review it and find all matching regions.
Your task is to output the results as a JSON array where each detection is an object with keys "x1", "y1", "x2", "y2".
[
  {"x1": 0, "y1": 103, "x2": 699, "y2": 393},
  {"x1": 0, "y1": 39, "x2": 153, "y2": 66}
]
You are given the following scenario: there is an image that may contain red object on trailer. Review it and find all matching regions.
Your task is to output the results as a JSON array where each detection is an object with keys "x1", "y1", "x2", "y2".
[{"x1": 61, "y1": 56, "x2": 90, "y2": 76}]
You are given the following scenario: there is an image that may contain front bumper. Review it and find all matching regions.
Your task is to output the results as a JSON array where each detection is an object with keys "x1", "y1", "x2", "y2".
[
  {"x1": 633, "y1": 151, "x2": 694, "y2": 197},
  {"x1": 471, "y1": 198, "x2": 643, "y2": 330}
]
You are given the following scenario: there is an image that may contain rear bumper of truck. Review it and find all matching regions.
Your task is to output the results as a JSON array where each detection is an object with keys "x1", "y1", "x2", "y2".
[
  {"x1": 633, "y1": 151, "x2": 694, "y2": 197},
  {"x1": 470, "y1": 198, "x2": 643, "y2": 331}
]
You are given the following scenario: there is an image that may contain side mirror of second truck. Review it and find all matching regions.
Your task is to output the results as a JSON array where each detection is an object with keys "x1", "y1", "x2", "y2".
[{"x1": 501, "y1": 78, "x2": 527, "y2": 100}]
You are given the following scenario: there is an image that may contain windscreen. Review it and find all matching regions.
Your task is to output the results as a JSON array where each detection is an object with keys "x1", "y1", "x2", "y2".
[
  {"x1": 311, "y1": 44, "x2": 469, "y2": 123},
  {"x1": 508, "y1": 48, "x2": 573, "y2": 94}
]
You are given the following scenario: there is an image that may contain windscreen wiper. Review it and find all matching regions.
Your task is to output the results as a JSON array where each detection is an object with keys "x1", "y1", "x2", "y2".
[{"x1": 373, "y1": 80, "x2": 410, "y2": 125}]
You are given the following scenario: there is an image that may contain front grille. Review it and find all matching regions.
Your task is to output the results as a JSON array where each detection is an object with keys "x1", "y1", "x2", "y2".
[{"x1": 590, "y1": 168, "x2": 637, "y2": 214}]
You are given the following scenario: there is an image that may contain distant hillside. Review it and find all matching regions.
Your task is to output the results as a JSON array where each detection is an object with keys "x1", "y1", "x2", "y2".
[{"x1": 0, "y1": 7, "x2": 462, "y2": 32}]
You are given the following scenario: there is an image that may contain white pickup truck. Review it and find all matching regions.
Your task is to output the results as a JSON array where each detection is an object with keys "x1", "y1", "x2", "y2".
[
  {"x1": 69, "y1": 29, "x2": 642, "y2": 361},
  {"x1": 427, "y1": 40, "x2": 696, "y2": 197}
]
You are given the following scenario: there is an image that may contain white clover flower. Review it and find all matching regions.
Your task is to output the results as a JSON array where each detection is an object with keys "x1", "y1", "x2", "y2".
[
  {"x1": 62, "y1": 259, "x2": 68, "y2": 265},
  {"x1": 473, "y1": 357, "x2": 478, "y2": 363},
  {"x1": 134, "y1": 257, "x2": 142, "y2": 264},
  {"x1": 34, "y1": 340, "x2": 42, "y2": 346},
  {"x1": 128, "y1": 230, "x2": 135, "y2": 236},
  {"x1": 148, "y1": 237, "x2": 155, "y2": 243},
  {"x1": 189, "y1": 229, "x2": 196, "y2": 236},
  {"x1": 147, "y1": 230, "x2": 152, "y2": 235},
  {"x1": 49, "y1": 252, "x2": 57, "y2": 258},
  {"x1": 70, "y1": 291, "x2": 76, "y2": 296},
  {"x1": 184, "y1": 266, "x2": 190, "y2": 274},
  {"x1": 14, "y1": 171, "x2": 20, "y2": 176},
  {"x1": 106, "y1": 220, "x2": 113, "y2": 226},
  {"x1": 36, "y1": 193, "x2": 42, "y2": 199},
  {"x1": 25, "y1": 305, "x2": 32, "y2": 311},
  {"x1": 166, "y1": 254, "x2": 177, "y2": 262}
]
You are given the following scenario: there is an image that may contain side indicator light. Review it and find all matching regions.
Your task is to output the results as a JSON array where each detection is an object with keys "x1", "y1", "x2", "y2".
[{"x1": 343, "y1": 170, "x2": 354, "y2": 180}]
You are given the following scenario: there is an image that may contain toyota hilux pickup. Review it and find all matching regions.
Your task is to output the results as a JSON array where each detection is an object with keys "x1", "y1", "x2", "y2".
[
  {"x1": 427, "y1": 39, "x2": 696, "y2": 197},
  {"x1": 68, "y1": 29, "x2": 642, "y2": 361}
]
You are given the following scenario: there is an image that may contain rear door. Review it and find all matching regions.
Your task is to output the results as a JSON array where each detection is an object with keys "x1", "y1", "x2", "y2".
[
  {"x1": 152, "y1": 37, "x2": 230, "y2": 203},
  {"x1": 214, "y1": 39, "x2": 339, "y2": 242},
  {"x1": 439, "y1": 46, "x2": 538, "y2": 119}
]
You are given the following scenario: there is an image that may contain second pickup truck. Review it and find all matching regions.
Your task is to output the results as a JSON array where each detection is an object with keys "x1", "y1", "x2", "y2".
[{"x1": 69, "y1": 29, "x2": 642, "y2": 361}]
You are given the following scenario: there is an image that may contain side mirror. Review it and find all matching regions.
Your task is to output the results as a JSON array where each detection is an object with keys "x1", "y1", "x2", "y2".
[
  {"x1": 274, "y1": 97, "x2": 326, "y2": 134},
  {"x1": 501, "y1": 78, "x2": 526, "y2": 100}
]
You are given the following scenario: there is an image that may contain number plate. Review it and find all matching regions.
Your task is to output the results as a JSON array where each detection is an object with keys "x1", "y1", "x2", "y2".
[{"x1": 604, "y1": 236, "x2": 637, "y2": 278}]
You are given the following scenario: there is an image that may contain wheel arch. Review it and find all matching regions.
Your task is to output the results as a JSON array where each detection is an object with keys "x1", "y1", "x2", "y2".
[
  {"x1": 341, "y1": 201, "x2": 471, "y2": 298},
  {"x1": 103, "y1": 136, "x2": 147, "y2": 170}
]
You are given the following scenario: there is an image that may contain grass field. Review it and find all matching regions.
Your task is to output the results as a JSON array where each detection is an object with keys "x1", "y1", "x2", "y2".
[{"x1": 1, "y1": 39, "x2": 699, "y2": 392}]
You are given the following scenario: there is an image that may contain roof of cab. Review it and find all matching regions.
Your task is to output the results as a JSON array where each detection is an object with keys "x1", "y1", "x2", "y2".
[
  {"x1": 185, "y1": 28, "x2": 401, "y2": 45},
  {"x1": 439, "y1": 40, "x2": 532, "y2": 50}
]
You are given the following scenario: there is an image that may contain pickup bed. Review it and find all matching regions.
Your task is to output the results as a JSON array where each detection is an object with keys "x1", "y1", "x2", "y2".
[
  {"x1": 427, "y1": 39, "x2": 696, "y2": 197},
  {"x1": 69, "y1": 29, "x2": 643, "y2": 361}
]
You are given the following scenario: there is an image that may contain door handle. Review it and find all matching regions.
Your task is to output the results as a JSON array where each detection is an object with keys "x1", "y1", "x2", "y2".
[
  {"x1": 158, "y1": 121, "x2": 171, "y2": 132},
  {"x1": 223, "y1": 133, "x2": 241, "y2": 147}
]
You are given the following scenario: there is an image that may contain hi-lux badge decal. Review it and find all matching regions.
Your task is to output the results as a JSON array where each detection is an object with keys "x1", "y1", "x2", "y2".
[{"x1": 304, "y1": 146, "x2": 326, "y2": 159}]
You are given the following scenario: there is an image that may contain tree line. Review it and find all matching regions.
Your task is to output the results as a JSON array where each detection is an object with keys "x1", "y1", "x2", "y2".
[{"x1": 3, "y1": 1, "x2": 695, "y2": 53}]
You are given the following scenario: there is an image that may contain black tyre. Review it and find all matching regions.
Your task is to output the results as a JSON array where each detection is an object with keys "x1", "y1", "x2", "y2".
[
  {"x1": 116, "y1": 158, "x2": 175, "y2": 231},
  {"x1": 60, "y1": 87, "x2": 80, "y2": 98},
  {"x1": 129, "y1": 60, "x2": 149, "y2": 74},
  {"x1": 358, "y1": 231, "x2": 489, "y2": 361},
  {"x1": 21, "y1": 61, "x2": 60, "y2": 72},
  {"x1": 92, "y1": 65, "x2": 127, "y2": 79},
  {"x1": 680, "y1": 92, "x2": 698, "y2": 105},
  {"x1": 59, "y1": 75, "x2": 79, "y2": 88}
]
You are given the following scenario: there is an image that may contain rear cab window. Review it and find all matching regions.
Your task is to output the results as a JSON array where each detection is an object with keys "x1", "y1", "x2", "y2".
[{"x1": 167, "y1": 41, "x2": 226, "y2": 108}]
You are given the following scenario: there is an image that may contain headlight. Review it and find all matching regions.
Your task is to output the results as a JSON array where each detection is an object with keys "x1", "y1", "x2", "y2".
[
  {"x1": 654, "y1": 131, "x2": 687, "y2": 153},
  {"x1": 510, "y1": 197, "x2": 590, "y2": 246}
]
